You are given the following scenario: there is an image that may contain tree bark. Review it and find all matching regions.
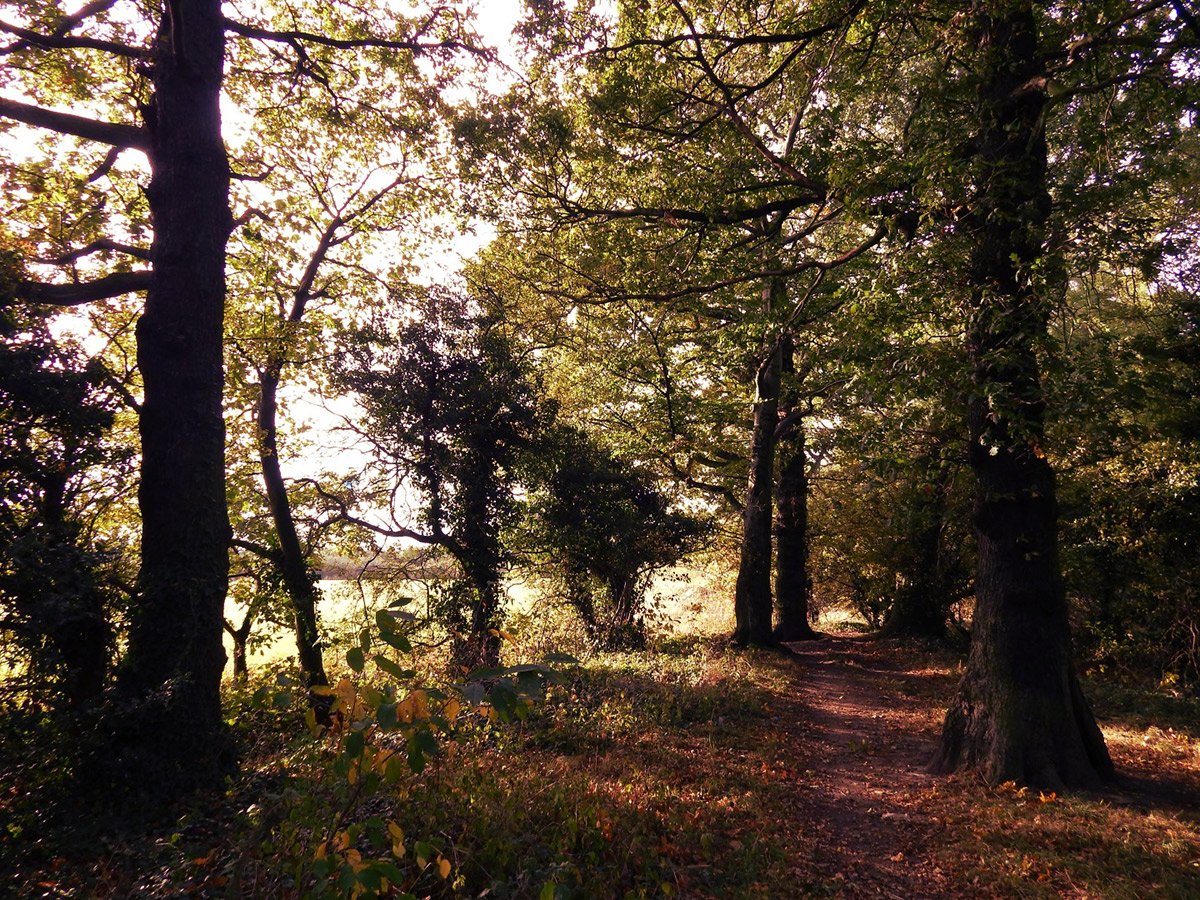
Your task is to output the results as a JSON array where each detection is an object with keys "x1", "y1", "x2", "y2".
[
  {"x1": 774, "y1": 412, "x2": 818, "y2": 641},
  {"x1": 734, "y1": 339, "x2": 782, "y2": 646},
  {"x1": 225, "y1": 618, "x2": 251, "y2": 681},
  {"x1": 929, "y1": 1, "x2": 1113, "y2": 790},
  {"x1": 258, "y1": 368, "x2": 328, "y2": 692},
  {"x1": 880, "y1": 459, "x2": 953, "y2": 640},
  {"x1": 112, "y1": 0, "x2": 234, "y2": 795}
]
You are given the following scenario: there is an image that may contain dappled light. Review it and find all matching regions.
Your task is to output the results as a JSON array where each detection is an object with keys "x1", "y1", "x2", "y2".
[{"x1": 3, "y1": 0, "x2": 1199, "y2": 896}]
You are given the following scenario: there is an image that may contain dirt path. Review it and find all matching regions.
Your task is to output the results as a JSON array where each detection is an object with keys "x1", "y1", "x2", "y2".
[{"x1": 773, "y1": 636, "x2": 958, "y2": 898}]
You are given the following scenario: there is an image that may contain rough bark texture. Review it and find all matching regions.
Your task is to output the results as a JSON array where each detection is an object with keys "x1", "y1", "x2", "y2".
[
  {"x1": 258, "y1": 369, "x2": 328, "y2": 692},
  {"x1": 734, "y1": 340, "x2": 782, "y2": 646},
  {"x1": 112, "y1": 0, "x2": 234, "y2": 795},
  {"x1": 929, "y1": 1, "x2": 1113, "y2": 790},
  {"x1": 774, "y1": 414, "x2": 818, "y2": 641}
]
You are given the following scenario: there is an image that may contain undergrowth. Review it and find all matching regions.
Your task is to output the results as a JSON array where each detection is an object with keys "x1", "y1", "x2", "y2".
[{"x1": 3, "y1": 630, "x2": 1199, "y2": 898}]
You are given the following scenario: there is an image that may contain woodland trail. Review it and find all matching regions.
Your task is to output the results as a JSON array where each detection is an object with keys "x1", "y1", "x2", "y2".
[
  {"x1": 770, "y1": 636, "x2": 958, "y2": 898},
  {"x1": 754, "y1": 635, "x2": 1200, "y2": 898}
]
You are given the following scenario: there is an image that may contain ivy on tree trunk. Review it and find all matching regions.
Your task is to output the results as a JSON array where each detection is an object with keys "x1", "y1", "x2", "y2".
[{"x1": 929, "y1": 0, "x2": 1113, "y2": 790}]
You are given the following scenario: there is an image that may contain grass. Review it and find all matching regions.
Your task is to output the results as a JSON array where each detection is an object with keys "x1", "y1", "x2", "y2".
[{"x1": 4, "y1": 607, "x2": 1200, "y2": 898}]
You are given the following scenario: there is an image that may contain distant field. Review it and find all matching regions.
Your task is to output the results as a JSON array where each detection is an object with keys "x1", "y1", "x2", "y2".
[{"x1": 221, "y1": 565, "x2": 737, "y2": 679}]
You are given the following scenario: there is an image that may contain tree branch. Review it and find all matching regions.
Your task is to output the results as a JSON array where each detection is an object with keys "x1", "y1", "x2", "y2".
[
  {"x1": 562, "y1": 194, "x2": 822, "y2": 228},
  {"x1": 0, "y1": 19, "x2": 146, "y2": 58},
  {"x1": 223, "y1": 17, "x2": 489, "y2": 59},
  {"x1": 41, "y1": 238, "x2": 151, "y2": 266},
  {"x1": 18, "y1": 270, "x2": 152, "y2": 306},
  {"x1": 0, "y1": 96, "x2": 146, "y2": 149},
  {"x1": 231, "y1": 537, "x2": 282, "y2": 563}
]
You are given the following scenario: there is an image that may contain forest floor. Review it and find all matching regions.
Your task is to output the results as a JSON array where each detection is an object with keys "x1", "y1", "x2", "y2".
[
  {"x1": 754, "y1": 635, "x2": 1200, "y2": 897},
  {"x1": 6, "y1": 628, "x2": 1200, "y2": 898}
]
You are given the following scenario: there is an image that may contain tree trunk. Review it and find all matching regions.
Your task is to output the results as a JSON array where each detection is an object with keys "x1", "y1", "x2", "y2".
[
  {"x1": 229, "y1": 621, "x2": 250, "y2": 682},
  {"x1": 929, "y1": 1, "x2": 1113, "y2": 790},
  {"x1": 733, "y1": 340, "x2": 782, "y2": 646},
  {"x1": 774, "y1": 413, "x2": 818, "y2": 641},
  {"x1": 39, "y1": 471, "x2": 111, "y2": 709},
  {"x1": 606, "y1": 572, "x2": 646, "y2": 650},
  {"x1": 258, "y1": 369, "x2": 328, "y2": 692},
  {"x1": 113, "y1": 0, "x2": 234, "y2": 796},
  {"x1": 881, "y1": 459, "x2": 953, "y2": 640}
]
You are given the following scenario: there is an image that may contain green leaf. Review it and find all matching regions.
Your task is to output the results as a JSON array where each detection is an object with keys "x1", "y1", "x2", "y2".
[
  {"x1": 373, "y1": 654, "x2": 414, "y2": 681},
  {"x1": 379, "y1": 630, "x2": 413, "y2": 653},
  {"x1": 346, "y1": 647, "x2": 365, "y2": 673},
  {"x1": 377, "y1": 701, "x2": 398, "y2": 731}
]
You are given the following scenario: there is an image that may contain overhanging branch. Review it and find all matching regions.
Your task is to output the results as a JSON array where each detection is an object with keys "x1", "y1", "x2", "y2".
[
  {"x1": 0, "y1": 19, "x2": 146, "y2": 58},
  {"x1": 0, "y1": 96, "x2": 146, "y2": 149},
  {"x1": 19, "y1": 270, "x2": 152, "y2": 306},
  {"x1": 223, "y1": 17, "x2": 489, "y2": 59}
]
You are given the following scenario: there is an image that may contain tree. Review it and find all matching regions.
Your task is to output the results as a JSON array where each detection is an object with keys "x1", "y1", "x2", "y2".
[
  {"x1": 0, "y1": 251, "x2": 118, "y2": 712},
  {"x1": 469, "y1": 0, "x2": 889, "y2": 646},
  {"x1": 1, "y1": 0, "x2": 484, "y2": 794},
  {"x1": 522, "y1": 425, "x2": 706, "y2": 649},
  {"x1": 928, "y1": 1, "x2": 1114, "y2": 789},
  {"x1": 334, "y1": 292, "x2": 547, "y2": 669}
]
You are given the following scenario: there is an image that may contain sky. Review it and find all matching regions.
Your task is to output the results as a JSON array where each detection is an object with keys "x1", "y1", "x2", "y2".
[{"x1": 3, "y1": 0, "x2": 537, "y2": 545}]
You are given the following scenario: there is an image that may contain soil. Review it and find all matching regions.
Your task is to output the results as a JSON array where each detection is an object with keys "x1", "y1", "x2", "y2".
[
  {"x1": 758, "y1": 634, "x2": 1200, "y2": 898},
  {"x1": 774, "y1": 636, "x2": 959, "y2": 898}
]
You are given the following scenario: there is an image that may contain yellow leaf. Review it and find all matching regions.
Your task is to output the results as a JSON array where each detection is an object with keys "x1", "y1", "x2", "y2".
[
  {"x1": 437, "y1": 857, "x2": 451, "y2": 879},
  {"x1": 411, "y1": 689, "x2": 430, "y2": 721},
  {"x1": 314, "y1": 841, "x2": 328, "y2": 860},
  {"x1": 373, "y1": 748, "x2": 391, "y2": 775},
  {"x1": 388, "y1": 822, "x2": 405, "y2": 841},
  {"x1": 443, "y1": 698, "x2": 462, "y2": 722},
  {"x1": 346, "y1": 849, "x2": 364, "y2": 871}
]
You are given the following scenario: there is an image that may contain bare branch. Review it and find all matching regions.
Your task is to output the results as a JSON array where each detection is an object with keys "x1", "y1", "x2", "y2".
[
  {"x1": 294, "y1": 476, "x2": 459, "y2": 554},
  {"x1": 42, "y1": 238, "x2": 151, "y2": 266},
  {"x1": 0, "y1": 96, "x2": 146, "y2": 149},
  {"x1": 18, "y1": 270, "x2": 152, "y2": 306}
]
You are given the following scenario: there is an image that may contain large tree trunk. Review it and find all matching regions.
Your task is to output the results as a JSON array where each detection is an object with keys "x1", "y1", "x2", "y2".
[
  {"x1": 258, "y1": 369, "x2": 328, "y2": 692},
  {"x1": 774, "y1": 412, "x2": 818, "y2": 641},
  {"x1": 733, "y1": 339, "x2": 782, "y2": 646},
  {"x1": 929, "y1": 1, "x2": 1113, "y2": 790},
  {"x1": 113, "y1": 0, "x2": 234, "y2": 796}
]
